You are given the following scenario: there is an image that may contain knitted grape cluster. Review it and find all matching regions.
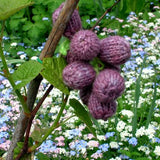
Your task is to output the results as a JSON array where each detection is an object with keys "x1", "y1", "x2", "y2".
[{"x1": 52, "y1": 3, "x2": 131, "y2": 121}]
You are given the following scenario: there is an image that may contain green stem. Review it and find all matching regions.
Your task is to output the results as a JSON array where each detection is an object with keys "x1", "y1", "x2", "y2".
[
  {"x1": 28, "y1": 94, "x2": 69, "y2": 152},
  {"x1": 145, "y1": 70, "x2": 157, "y2": 128},
  {"x1": 0, "y1": 72, "x2": 5, "y2": 77},
  {"x1": 0, "y1": 21, "x2": 30, "y2": 114},
  {"x1": 132, "y1": 56, "x2": 147, "y2": 136}
]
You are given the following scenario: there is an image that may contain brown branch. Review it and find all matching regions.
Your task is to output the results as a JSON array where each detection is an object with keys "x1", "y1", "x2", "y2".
[
  {"x1": 90, "y1": 0, "x2": 121, "y2": 31},
  {"x1": 15, "y1": 85, "x2": 53, "y2": 160},
  {"x1": 6, "y1": 74, "x2": 43, "y2": 160},
  {"x1": 6, "y1": 0, "x2": 80, "y2": 160}
]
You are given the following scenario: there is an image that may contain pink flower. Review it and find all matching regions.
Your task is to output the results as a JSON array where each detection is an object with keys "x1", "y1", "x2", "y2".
[
  {"x1": 79, "y1": 125, "x2": 86, "y2": 131},
  {"x1": 55, "y1": 136, "x2": 65, "y2": 146},
  {"x1": 87, "y1": 133, "x2": 94, "y2": 139},
  {"x1": 0, "y1": 126, "x2": 9, "y2": 132},
  {"x1": 55, "y1": 136, "x2": 65, "y2": 142},
  {"x1": 91, "y1": 152, "x2": 103, "y2": 159},
  {"x1": 116, "y1": 18, "x2": 124, "y2": 23},
  {"x1": 0, "y1": 140, "x2": 11, "y2": 151},
  {"x1": 88, "y1": 140, "x2": 99, "y2": 148}
]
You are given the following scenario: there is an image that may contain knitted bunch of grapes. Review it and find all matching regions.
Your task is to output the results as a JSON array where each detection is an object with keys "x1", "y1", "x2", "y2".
[
  {"x1": 63, "y1": 34, "x2": 131, "y2": 121},
  {"x1": 52, "y1": 3, "x2": 131, "y2": 121}
]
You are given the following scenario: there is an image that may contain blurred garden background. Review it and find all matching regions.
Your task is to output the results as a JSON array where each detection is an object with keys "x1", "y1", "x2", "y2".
[{"x1": 0, "y1": 0, "x2": 160, "y2": 159}]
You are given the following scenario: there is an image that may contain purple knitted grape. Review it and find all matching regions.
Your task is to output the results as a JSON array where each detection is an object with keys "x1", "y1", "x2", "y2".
[
  {"x1": 66, "y1": 50, "x2": 79, "y2": 64},
  {"x1": 52, "y1": 3, "x2": 82, "y2": 39},
  {"x1": 70, "y1": 30, "x2": 100, "y2": 61},
  {"x1": 88, "y1": 93, "x2": 117, "y2": 120},
  {"x1": 92, "y1": 69, "x2": 125, "y2": 103},
  {"x1": 62, "y1": 61, "x2": 96, "y2": 89},
  {"x1": 79, "y1": 85, "x2": 92, "y2": 105},
  {"x1": 99, "y1": 36, "x2": 131, "y2": 65}
]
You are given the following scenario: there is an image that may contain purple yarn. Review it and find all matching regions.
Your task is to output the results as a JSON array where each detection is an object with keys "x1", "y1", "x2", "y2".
[
  {"x1": 99, "y1": 36, "x2": 131, "y2": 65},
  {"x1": 79, "y1": 85, "x2": 92, "y2": 105},
  {"x1": 52, "y1": 3, "x2": 82, "y2": 39},
  {"x1": 62, "y1": 61, "x2": 96, "y2": 89},
  {"x1": 88, "y1": 93, "x2": 117, "y2": 121},
  {"x1": 70, "y1": 30, "x2": 100, "y2": 61},
  {"x1": 92, "y1": 69, "x2": 125, "y2": 103},
  {"x1": 66, "y1": 50, "x2": 79, "y2": 64}
]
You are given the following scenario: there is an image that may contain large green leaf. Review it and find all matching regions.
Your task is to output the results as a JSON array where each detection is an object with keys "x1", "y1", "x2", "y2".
[
  {"x1": 12, "y1": 60, "x2": 43, "y2": 89},
  {"x1": 30, "y1": 125, "x2": 48, "y2": 143},
  {"x1": 41, "y1": 57, "x2": 69, "y2": 95},
  {"x1": 0, "y1": 0, "x2": 34, "y2": 20},
  {"x1": 36, "y1": 153, "x2": 50, "y2": 160},
  {"x1": 69, "y1": 98, "x2": 97, "y2": 138},
  {"x1": 0, "y1": 59, "x2": 25, "y2": 69}
]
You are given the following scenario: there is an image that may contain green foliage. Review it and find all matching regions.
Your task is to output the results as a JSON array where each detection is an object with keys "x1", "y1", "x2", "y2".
[
  {"x1": 41, "y1": 57, "x2": 69, "y2": 95},
  {"x1": 0, "y1": 0, "x2": 34, "y2": 20},
  {"x1": 56, "y1": 37, "x2": 70, "y2": 56},
  {"x1": 12, "y1": 60, "x2": 43, "y2": 89},
  {"x1": 0, "y1": 59, "x2": 25, "y2": 69},
  {"x1": 13, "y1": 142, "x2": 24, "y2": 159},
  {"x1": 30, "y1": 125, "x2": 48, "y2": 142},
  {"x1": 69, "y1": 98, "x2": 97, "y2": 138},
  {"x1": 36, "y1": 152, "x2": 51, "y2": 160}
]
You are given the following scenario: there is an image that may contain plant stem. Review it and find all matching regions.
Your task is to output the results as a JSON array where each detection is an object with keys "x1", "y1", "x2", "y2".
[
  {"x1": 132, "y1": 56, "x2": 146, "y2": 136},
  {"x1": 90, "y1": 0, "x2": 121, "y2": 31},
  {"x1": 0, "y1": 21, "x2": 30, "y2": 114},
  {"x1": 145, "y1": 70, "x2": 157, "y2": 128},
  {"x1": 15, "y1": 85, "x2": 53, "y2": 160},
  {"x1": 28, "y1": 95, "x2": 69, "y2": 153}
]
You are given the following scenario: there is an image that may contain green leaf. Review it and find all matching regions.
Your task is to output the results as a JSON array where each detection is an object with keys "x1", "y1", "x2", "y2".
[
  {"x1": 41, "y1": 57, "x2": 69, "y2": 95},
  {"x1": 58, "y1": 38, "x2": 70, "y2": 56},
  {"x1": 30, "y1": 125, "x2": 48, "y2": 142},
  {"x1": 0, "y1": 0, "x2": 34, "y2": 20},
  {"x1": 0, "y1": 59, "x2": 25, "y2": 69},
  {"x1": 12, "y1": 60, "x2": 43, "y2": 89},
  {"x1": 36, "y1": 153, "x2": 50, "y2": 160},
  {"x1": 69, "y1": 98, "x2": 97, "y2": 138}
]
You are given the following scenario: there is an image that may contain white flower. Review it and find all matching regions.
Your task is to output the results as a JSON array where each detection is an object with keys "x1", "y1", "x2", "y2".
[
  {"x1": 97, "y1": 135, "x2": 105, "y2": 141},
  {"x1": 31, "y1": 56, "x2": 38, "y2": 60},
  {"x1": 120, "y1": 131, "x2": 132, "y2": 141},
  {"x1": 148, "y1": 12, "x2": 155, "y2": 17},
  {"x1": 125, "y1": 125, "x2": 132, "y2": 132},
  {"x1": 154, "y1": 146, "x2": 160, "y2": 156},
  {"x1": 145, "y1": 124, "x2": 156, "y2": 139},
  {"x1": 11, "y1": 42, "x2": 17, "y2": 46},
  {"x1": 138, "y1": 146, "x2": 150, "y2": 155},
  {"x1": 20, "y1": 55, "x2": 26, "y2": 59},
  {"x1": 110, "y1": 142, "x2": 119, "y2": 149},
  {"x1": 109, "y1": 157, "x2": 121, "y2": 160},
  {"x1": 116, "y1": 121, "x2": 126, "y2": 132},
  {"x1": 100, "y1": 32, "x2": 106, "y2": 36},
  {"x1": 136, "y1": 126, "x2": 146, "y2": 137},
  {"x1": 121, "y1": 110, "x2": 134, "y2": 118}
]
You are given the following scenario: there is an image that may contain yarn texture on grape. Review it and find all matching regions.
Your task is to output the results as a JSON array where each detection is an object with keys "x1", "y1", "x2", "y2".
[
  {"x1": 62, "y1": 61, "x2": 96, "y2": 89},
  {"x1": 92, "y1": 69, "x2": 125, "y2": 103},
  {"x1": 99, "y1": 36, "x2": 131, "y2": 65},
  {"x1": 70, "y1": 30, "x2": 100, "y2": 61},
  {"x1": 88, "y1": 93, "x2": 117, "y2": 121}
]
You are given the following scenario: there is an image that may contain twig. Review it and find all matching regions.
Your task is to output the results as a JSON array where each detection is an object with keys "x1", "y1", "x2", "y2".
[
  {"x1": 15, "y1": 85, "x2": 53, "y2": 160},
  {"x1": 28, "y1": 95, "x2": 69, "y2": 153},
  {"x1": 90, "y1": 0, "x2": 121, "y2": 31}
]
